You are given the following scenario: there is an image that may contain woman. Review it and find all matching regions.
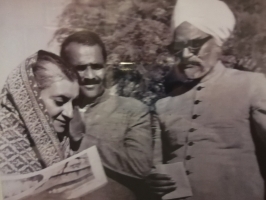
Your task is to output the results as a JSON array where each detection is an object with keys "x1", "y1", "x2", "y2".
[{"x1": 0, "y1": 50, "x2": 79, "y2": 175}]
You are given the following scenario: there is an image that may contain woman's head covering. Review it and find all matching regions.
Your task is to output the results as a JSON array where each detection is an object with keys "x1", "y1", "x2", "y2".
[
  {"x1": 0, "y1": 52, "x2": 64, "y2": 174},
  {"x1": 171, "y1": 0, "x2": 236, "y2": 46}
]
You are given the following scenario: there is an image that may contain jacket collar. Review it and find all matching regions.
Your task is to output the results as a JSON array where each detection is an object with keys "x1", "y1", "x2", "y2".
[
  {"x1": 76, "y1": 89, "x2": 110, "y2": 111},
  {"x1": 200, "y1": 61, "x2": 226, "y2": 83}
]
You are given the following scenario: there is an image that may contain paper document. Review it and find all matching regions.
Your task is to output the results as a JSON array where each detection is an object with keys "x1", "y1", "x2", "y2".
[
  {"x1": 156, "y1": 162, "x2": 193, "y2": 200},
  {"x1": 1, "y1": 146, "x2": 107, "y2": 200}
]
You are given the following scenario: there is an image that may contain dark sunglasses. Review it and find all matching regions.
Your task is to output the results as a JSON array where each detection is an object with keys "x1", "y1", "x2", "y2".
[{"x1": 168, "y1": 35, "x2": 212, "y2": 56}]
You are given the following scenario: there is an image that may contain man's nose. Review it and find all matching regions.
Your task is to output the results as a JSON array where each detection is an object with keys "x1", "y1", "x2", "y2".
[
  {"x1": 182, "y1": 48, "x2": 193, "y2": 59},
  {"x1": 62, "y1": 102, "x2": 74, "y2": 119},
  {"x1": 84, "y1": 67, "x2": 96, "y2": 79}
]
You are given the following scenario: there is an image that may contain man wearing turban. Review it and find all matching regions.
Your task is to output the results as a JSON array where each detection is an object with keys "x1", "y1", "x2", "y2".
[{"x1": 147, "y1": 0, "x2": 266, "y2": 199}]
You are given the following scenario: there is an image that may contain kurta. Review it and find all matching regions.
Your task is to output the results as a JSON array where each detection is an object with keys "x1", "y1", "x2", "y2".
[
  {"x1": 156, "y1": 61, "x2": 266, "y2": 200},
  {"x1": 70, "y1": 91, "x2": 154, "y2": 200}
]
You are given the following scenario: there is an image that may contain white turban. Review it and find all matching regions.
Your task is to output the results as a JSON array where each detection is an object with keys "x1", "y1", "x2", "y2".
[{"x1": 171, "y1": 0, "x2": 236, "y2": 46}]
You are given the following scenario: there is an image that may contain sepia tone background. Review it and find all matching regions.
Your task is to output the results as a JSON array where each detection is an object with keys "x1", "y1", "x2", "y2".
[
  {"x1": 0, "y1": 0, "x2": 70, "y2": 87},
  {"x1": 1, "y1": 0, "x2": 266, "y2": 104}
]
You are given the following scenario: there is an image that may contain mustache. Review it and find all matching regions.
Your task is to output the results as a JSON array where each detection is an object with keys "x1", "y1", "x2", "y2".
[
  {"x1": 81, "y1": 78, "x2": 101, "y2": 85},
  {"x1": 179, "y1": 56, "x2": 203, "y2": 67},
  {"x1": 179, "y1": 61, "x2": 202, "y2": 69}
]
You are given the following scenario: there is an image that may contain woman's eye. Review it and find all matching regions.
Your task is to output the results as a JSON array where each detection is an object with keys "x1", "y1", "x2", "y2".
[
  {"x1": 53, "y1": 97, "x2": 68, "y2": 106},
  {"x1": 54, "y1": 100, "x2": 64, "y2": 106}
]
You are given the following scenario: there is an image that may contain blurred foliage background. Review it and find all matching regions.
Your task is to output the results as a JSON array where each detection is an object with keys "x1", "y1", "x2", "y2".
[{"x1": 52, "y1": 0, "x2": 266, "y2": 105}]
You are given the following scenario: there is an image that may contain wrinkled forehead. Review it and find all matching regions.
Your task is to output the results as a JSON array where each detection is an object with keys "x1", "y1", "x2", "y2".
[
  {"x1": 174, "y1": 22, "x2": 210, "y2": 42},
  {"x1": 64, "y1": 42, "x2": 104, "y2": 66}
]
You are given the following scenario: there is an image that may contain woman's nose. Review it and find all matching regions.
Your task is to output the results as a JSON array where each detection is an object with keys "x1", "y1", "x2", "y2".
[
  {"x1": 62, "y1": 102, "x2": 74, "y2": 119},
  {"x1": 182, "y1": 48, "x2": 193, "y2": 59}
]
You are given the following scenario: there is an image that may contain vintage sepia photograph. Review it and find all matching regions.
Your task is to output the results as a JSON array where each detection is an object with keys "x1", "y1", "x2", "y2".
[
  {"x1": 1, "y1": 0, "x2": 266, "y2": 200},
  {"x1": 2, "y1": 146, "x2": 107, "y2": 200}
]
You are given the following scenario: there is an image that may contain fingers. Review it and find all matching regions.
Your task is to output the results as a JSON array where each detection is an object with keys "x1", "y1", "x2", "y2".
[
  {"x1": 150, "y1": 185, "x2": 177, "y2": 197},
  {"x1": 147, "y1": 173, "x2": 172, "y2": 180},
  {"x1": 146, "y1": 173, "x2": 176, "y2": 186},
  {"x1": 148, "y1": 179, "x2": 176, "y2": 187},
  {"x1": 151, "y1": 185, "x2": 177, "y2": 193},
  {"x1": 146, "y1": 173, "x2": 177, "y2": 197}
]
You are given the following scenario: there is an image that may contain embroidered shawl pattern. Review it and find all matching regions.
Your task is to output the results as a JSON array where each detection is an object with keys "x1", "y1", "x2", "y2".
[{"x1": 0, "y1": 53, "x2": 64, "y2": 174}]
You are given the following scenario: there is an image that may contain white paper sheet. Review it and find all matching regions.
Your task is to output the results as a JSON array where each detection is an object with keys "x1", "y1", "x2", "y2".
[
  {"x1": 1, "y1": 146, "x2": 107, "y2": 200},
  {"x1": 156, "y1": 162, "x2": 193, "y2": 200}
]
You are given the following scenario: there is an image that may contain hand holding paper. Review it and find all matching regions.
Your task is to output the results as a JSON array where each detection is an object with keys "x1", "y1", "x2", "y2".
[
  {"x1": 1, "y1": 146, "x2": 107, "y2": 200},
  {"x1": 146, "y1": 172, "x2": 177, "y2": 197},
  {"x1": 146, "y1": 162, "x2": 193, "y2": 200}
]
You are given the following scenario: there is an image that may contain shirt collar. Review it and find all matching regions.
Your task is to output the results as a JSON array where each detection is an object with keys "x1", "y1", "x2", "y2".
[
  {"x1": 77, "y1": 89, "x2": 110, "y2": 112},
  {"x1": 200, "y1": 61, "x2": 226, "y2": 83}
]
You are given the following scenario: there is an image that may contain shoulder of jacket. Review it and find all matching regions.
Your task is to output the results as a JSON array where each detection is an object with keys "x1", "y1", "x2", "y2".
[
  {"x1": 223, "y1": 68, "x2": 266, "y2": 84},
  {"x1": 155, "y1": 96, "x2": 171, "y2": 111},
  {"x1": 110, "y1": 95, "x2": 148, "y2": 111}
]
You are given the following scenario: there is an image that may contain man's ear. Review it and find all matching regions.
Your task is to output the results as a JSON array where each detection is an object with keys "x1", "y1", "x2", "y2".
[
  {"x1": 216, "y1": 45, "x2": 223, "y2": 59},
  {"x1": 103, "y1": 66, "x2": 114, "y2": 89}
]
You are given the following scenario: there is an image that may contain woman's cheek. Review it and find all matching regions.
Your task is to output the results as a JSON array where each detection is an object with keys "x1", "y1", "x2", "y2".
[{"x1": 44, "y1": 99, "x2": 59, "y2": 119}]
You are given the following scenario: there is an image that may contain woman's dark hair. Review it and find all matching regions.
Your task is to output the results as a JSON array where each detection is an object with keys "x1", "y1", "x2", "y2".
[
  {"x1": 33, "y1": 50, "x2": 79, "y2": 89},
  {"x1": 60, "y1": 30, "x2": 107, "y2": 62}
]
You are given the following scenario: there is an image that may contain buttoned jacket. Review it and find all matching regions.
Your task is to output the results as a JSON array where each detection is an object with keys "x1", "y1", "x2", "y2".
[{"x1": 156, "y1": 62, "x2": 266, "y2": 200}]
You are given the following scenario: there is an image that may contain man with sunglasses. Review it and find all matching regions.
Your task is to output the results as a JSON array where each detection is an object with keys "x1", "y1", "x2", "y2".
[
  {"x1": 60, "y1": 31, "x2": 153, "y2": 200},
  {"x1": 148, "y1": 0, "x2": 266, "y2": 200}
]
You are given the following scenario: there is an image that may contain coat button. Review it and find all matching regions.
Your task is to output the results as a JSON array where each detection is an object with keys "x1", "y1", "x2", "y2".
[
  {"x1": 192, "y1": 114, "x2": 199, "y2": 119},
  {"x1": 197, "y1": 86, "x2": 204, "y2": 91},
  {"x1": 188, "y1": 142, "x2": 194, "y2": 146},
  {"x1": 189, "y1": 128, "x2": 196, "y2": 132},
  {"x1": 194, "y1": 100, "x2": 201, "y2": 104},
  {"x1": 186, "y1": 155, "x2": 192, "y2": 160},
  {"x1": 186, "y1": 170, "x2": 192, "y2": 175}
]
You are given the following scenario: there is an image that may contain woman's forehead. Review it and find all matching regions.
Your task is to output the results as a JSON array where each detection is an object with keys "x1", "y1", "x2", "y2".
[
  {"x1": 47, "y1": 79, "x2": 79, "y2": 98},
  {"x1": 174, "y1": 22, "x2": 210, "y2": 42},
  {"x1": 38, "y1": 61, "x2": 62, "y2": 73}
]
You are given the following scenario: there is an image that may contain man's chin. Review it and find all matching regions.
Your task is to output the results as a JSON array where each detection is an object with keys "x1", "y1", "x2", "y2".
[
  {"x1": 80, "y1": 86, "x2": 103, "y2": 99},
  {"x1": 182, "y1": 67, "x2": 209, "y2": 80},
  {"x1": 184, "y1": 73, "x2": 205, "y2": 80}
]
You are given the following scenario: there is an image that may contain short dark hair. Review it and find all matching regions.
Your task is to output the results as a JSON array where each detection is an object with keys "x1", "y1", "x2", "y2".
[
  {"x1": 33, "y1": 50, "x2": 79, "y2": 89},
  {"x1": 60, "y1": 31, "x2": 107, "y2": 62}
]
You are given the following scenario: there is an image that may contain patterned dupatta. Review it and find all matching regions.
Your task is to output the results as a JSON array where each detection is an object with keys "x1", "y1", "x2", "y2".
[{"x1": 0, "y1": 52, "x2": 64, "y2": 174}]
